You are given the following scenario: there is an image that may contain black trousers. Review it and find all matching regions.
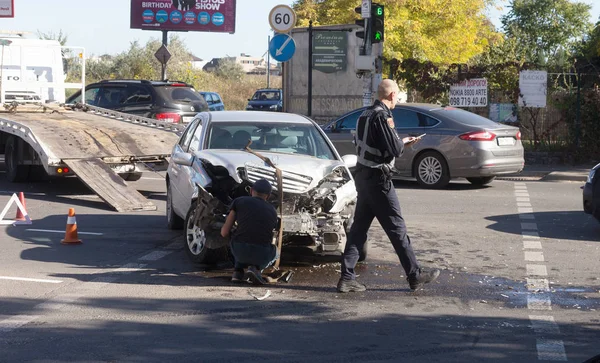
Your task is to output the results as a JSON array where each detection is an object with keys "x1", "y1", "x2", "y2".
[{"x1": 341, "y1": 167, "x2": 420, "y2": 280}]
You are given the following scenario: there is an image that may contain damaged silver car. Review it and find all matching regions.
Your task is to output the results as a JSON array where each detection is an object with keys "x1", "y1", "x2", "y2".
[{"x1": 166, "y1": 111, "x2": 358, "y2": 265}]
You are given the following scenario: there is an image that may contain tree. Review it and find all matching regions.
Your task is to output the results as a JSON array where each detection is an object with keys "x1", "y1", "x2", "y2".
[
  {"x1": 293, "y1": 0, "x2": 499, "y2": 65},
  {"x1": 214, "y1": 58, "x2": 245, "y2": 80},
  {"x1": 501, "y1": 0, "x2": 593, "y2": 65}
]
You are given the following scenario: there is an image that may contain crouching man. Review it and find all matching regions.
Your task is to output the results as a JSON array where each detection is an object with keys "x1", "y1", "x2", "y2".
[{"x1": 221, "y1": 178, "x2": 279, "y2": 285}]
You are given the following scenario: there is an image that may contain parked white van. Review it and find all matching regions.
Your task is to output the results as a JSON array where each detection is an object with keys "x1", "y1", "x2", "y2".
[{"x1": 0, "y1": 32, "x2": 83, "y2": 104}]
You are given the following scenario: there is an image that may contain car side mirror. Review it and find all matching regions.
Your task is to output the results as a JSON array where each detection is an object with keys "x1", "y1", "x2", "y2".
[
  {"x1": 172, "y1": 152, "x2": 194, "y2": 167},
  {"x1": 341, "y1": 154, "x2": 357, "y2": 169}
]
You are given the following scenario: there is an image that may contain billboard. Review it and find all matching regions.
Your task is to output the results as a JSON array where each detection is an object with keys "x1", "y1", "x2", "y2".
[
  {"x1": 449, "y1": 78, "x2": 488, "y2": 108},
  {"x1": 0, "y1": 0, "x2": 14, "y2": 18},
  {"x1": 130, "y1": 0, "x2": 236, "y2": 33},
  {"x1": 519, "y1": 70, "x2": 547, "y2": 108}
]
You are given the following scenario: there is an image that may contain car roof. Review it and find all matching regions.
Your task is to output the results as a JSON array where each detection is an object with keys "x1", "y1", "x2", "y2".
[
  {"x1": 96, "y1": 79, "x2": 194, "y2": 87},
  {"x1": 207, "y1": 111, "x2": 312, "y2": 124},
  {"x1": 254, "y1": 88, "x2": 281, "y2": 92}
]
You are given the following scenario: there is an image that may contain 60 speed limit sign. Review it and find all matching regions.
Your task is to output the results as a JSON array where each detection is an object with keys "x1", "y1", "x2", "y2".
[{"x1": 269, "y1": 4, "x2": 296, "y2": 33}]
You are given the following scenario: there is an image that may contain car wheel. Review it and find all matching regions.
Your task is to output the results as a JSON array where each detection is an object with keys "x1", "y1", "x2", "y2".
[
  {"x1": 415, "y1": 151, "x2": 450, "y2": 188},
  {"x1": 5, "y1": 137, "x2": 30, "y2": 182},
  {"x1": 166, "y1": 182, "x2": 184, "y2": 230},
  {"x1": 466, "y1": 176, "x2": 496, "y2": 186},
  {"x1": 184, "y1": 200, "x2": 228, "y2": 265}
]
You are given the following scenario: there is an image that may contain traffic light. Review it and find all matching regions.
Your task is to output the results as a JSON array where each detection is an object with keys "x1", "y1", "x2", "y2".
[
  {"x1": 371, "y1": 3, "x2": 384, "y2": 43},
  {"x1": 354, "y1": 6, "x2": 366, "y2": 39}
]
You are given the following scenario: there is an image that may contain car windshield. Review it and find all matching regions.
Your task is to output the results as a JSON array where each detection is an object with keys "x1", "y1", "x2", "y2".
[
  {"x1": 432, "y1": 107, "x2": 499, "y2": 127},
  {"x1": 252, "y1": 91, "x2": 280, "y2": 101},
  {"x1": 206, "y1": 121, "x2": 336, "y2": 160}
]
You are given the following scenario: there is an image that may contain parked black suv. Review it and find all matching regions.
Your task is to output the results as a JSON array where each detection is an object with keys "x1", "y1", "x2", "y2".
[
  {"x1": 65, "y1": 80, "x2": 209, "y2": 123},
  {"x1": 246, "y1": 88, "x2": 282, "y2": 112}
]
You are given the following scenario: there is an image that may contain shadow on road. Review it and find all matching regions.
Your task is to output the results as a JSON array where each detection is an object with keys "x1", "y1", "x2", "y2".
[
  {"x1": 0, "y1": 295, "x2": 599, "y2": 363},
  {"x1": 485, "y1": 211, "x2": 600, "y2": 242},
  {"x1": 392, "y1": 178, "x2": 493, "y2": 191}
]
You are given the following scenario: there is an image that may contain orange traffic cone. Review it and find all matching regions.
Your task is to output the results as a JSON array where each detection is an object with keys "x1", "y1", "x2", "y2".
[
  {"x1": 61, "y1": 208, "x2": 82, "y2": 245},
  {"x1": 15, "y1": 192, "x2": 27, "y2": 221}
]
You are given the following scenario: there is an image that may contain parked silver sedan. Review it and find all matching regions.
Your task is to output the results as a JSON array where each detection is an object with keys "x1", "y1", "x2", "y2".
[
  {"x1": 323, "y1": 104, "x2": 525, "y2": 188},
  {"x1": 166, "y1": 111, "x2": 358, "y2": 265}
]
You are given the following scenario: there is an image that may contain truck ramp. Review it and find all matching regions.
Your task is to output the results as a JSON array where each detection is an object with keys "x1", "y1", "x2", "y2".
[{"x1": 64, "y1": 158, "x2": 157, "y2": 212}]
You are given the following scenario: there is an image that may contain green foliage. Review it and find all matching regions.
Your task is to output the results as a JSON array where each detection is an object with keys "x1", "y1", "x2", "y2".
[
  {"x1": 293, "y1": 0, "x2": 499, "y2": 65},
  {"x1": 214, "y1": 58, "x2": 245, "y2": 81},
  {"x1": 501, "y1": 0, "x2": 593, "y2": 65}
]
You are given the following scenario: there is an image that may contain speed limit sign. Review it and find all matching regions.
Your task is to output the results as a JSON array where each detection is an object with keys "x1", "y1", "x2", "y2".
[{"x1": 269, "y1": 4, "x2": 297, "y2": 33}]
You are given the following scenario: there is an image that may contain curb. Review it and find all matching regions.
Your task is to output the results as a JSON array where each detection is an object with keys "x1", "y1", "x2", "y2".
[{"x1": 497, "y1": 171, "x2": 588, "y2": 183}]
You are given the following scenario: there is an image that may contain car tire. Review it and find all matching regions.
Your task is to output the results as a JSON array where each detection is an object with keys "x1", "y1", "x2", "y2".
[
  {"x1": 5, "y1": 137, "x2": 30, "y2": 182},
  {"x1": 166, "y1": 182, "x2": 184, "y2": 230},
  {"x1": 414, "y1": 151, "x2": 450, "y2": 188},
  {"x1": 184, "y1": 200, "x2": 228, "y2": 265},
  {"x1": 466, "y1": 176, "x2": 496, "y2": 186}
]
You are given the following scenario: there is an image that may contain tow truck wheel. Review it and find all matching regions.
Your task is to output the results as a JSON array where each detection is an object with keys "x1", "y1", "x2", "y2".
[
  {"x1": 184, "y1": 200, "x2": 228, "y2": 265},
  {"x1": 5, "y1": 137, "x2": 30, "y2": 182}
]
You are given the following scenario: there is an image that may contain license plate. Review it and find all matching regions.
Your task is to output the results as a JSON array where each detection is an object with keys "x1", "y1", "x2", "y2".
[
  {"x1": 182, "y1": 117, "x2": 195, "y2": 123},
  {"x1": 497, "y1": 137, "x2": 515, "y2": 146}
]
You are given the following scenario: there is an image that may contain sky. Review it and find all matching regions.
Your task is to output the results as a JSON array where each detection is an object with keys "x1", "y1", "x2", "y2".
[{"x1": 1, "y1": 0, "x2": 599, "y2": 62}]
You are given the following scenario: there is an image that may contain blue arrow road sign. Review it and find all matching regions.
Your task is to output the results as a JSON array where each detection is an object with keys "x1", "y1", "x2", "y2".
[{"x1": 269, "y1": 33, "x2": 296, "y2": 62}]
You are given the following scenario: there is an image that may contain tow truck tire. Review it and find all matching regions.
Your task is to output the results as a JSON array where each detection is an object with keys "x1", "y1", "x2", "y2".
[
  {"x1": 5, "y1": 137, "x2": 30, "y2": 182},
  {"x1": 120, "y1": 172, "x2": 142, "y2": 182},
  {"x1": 184, "y1": 200, "x2": 228, "y2": 265},
  {"x1": 28, "y1": 165, "x2": 48, "y2": 182}
]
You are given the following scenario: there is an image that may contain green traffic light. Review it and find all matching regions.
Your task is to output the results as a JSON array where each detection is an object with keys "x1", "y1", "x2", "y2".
[
  {"x1": 377, "y1": 7, "x2": 383, "y2": 16},
  {"x1": 375, "y1": 32, "x2": 382, "y2": 40}
]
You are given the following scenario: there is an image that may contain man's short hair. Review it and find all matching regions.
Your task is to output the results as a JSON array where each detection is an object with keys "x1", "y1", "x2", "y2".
[{"x1": 252, "y1": 178, "x2": 272, "y2": 195}]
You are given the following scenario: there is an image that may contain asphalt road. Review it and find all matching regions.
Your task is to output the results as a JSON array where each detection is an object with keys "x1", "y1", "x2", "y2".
[{"x1": 0, "y1": 168, "x2": 598, "y2": 363}]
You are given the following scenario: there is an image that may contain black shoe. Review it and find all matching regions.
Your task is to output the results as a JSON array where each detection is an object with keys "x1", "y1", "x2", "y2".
[
  {"x1": 247, "y1": 266, "x2": 267, "y2": 285},
  {"x1": 408, "y1": 268, "x2": 440, "y2": 290},
  {"x1": 337, "y1": 278, "x2": 367, "y2": 293},
  {"x1": 231, "y1": 269, "x2": 246, "y2": 283}
]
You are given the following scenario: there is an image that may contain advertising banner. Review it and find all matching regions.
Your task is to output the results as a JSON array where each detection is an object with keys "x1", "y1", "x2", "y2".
[
  {"x1": 130, "y1": 0, "x2": 236, "y2": 33},
  {"x1": 449, "y1": 78, "x2": 488, "y2": 107},
  {"x1": 0, "y1": 0, "x2": 14, "y2": 18},
  {"x1": 519, "y1": 70, "x2": 547, "y2": 108}
]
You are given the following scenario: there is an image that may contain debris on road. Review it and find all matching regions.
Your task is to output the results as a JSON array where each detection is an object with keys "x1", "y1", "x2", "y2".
[{"x1": 249, "y1": 289, "x2": 272, "y2": 301}]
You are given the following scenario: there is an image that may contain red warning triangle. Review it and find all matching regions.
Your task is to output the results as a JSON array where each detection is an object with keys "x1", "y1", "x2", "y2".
[{"x1": 0, "y1": 193, "x2": 32, "y2": 225}]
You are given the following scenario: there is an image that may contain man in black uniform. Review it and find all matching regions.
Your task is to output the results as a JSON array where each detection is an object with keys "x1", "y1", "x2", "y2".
[
  {"x1": 337, "y1": 79, "x2": 440, "y2": 293},
  {"x1": 221, "y1": 178, "x2": 278, "y2": 285}
]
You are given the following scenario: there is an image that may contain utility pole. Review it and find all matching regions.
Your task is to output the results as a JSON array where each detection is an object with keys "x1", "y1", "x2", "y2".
[{"x1": 308, "y1": 20, "x2": 313, "y2": 117}]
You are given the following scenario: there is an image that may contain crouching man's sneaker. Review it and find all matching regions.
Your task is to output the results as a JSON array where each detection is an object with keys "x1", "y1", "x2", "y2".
[
  {"x1": 247, "y1": 266, "x2": 267, "y2": 285},
  {"x1": 337, "y1": 278, "x2": 367, "y2": 293},
  {"x1": 408, "y1": 268, "x2": 440, "y2": 290},
  {"x1": 231, "y1": 269, "x2": 246, "y2": 283}
]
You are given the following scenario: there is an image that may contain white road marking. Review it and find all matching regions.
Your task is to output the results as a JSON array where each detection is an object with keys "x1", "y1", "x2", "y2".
[
  {"x1": 37, "y1": 294, "x2": 81, "y2": 311},
  {"x1": 0, "y1": 315, "x2": 39, "y2": 333},
  {"x1": 527, "y1": 264, "x2": 548, "y2": 276},
  {"x1": 165, "y1": 241, "x2": 182, "y2": 250},
  {"x1": 514, "y1": 185, "x2": 528, "y2": 189},
  {"x1": 522, "y1": 231, "x2": 540, "y2": 238},
  {"x1": 518, "y1": 207, "x2": 534, "y2": 213},
  {"x1": 26, "y1": 229, "x2": 103, "y2": 236},
  {"x1": 530, "y1": 315, "x2": 561, "y2": 334},
  {"x1": 521, "y1": 222, "x2": 538, "y2": 230},
  {"x1": 139, "y1": 250, "x2": 171, "y2": 261},
  {"x1": 0, "y1": 276, "x2": 62, "y2": 284},
  {"x1": 517, "y1": 197, "x2": 531, "y2": 202},
  {"x1": 536, "y1": 339, "x2": 567, "y2": 361},
  {"x1": 523, "y1": 240, "x2": 543, "y2": 249},
  {"x1": 520, "y1": 213, "x2": 536, "y2": 220},
  {"x1": 141, "y1": 177, "x2": 165, "y2": 181},
  {"x1": 527, "y1": 278, "x2": 550, "y2": 291},
  {"x1": 518, "y1": 202, "x2": 532, "y2": 207},
  {"x1": 524, "y1": 251, "x2": 545, "y2": 262},
  {"x1": 528, "y1": 295, "x2": 552, "y2": 310}
]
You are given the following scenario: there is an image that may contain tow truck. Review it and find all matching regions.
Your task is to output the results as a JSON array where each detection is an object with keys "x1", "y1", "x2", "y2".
[{"x1": 0, "y1": 32, "x2": 182, "y2": 212}]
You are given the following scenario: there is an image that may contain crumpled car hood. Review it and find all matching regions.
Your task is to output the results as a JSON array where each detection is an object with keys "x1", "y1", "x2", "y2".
[{"x1": 195, "y1": 149, "x2": 348, "y2": 190}]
